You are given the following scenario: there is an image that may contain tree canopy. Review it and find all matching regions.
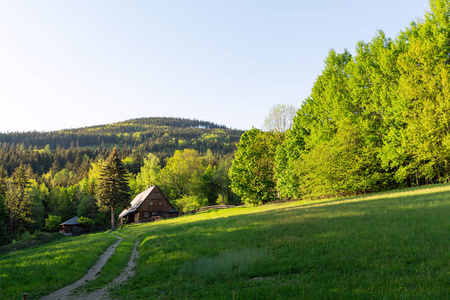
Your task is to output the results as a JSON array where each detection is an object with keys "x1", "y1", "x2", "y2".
[
  {"x1": 229, "y1": 128, "x2": 278, "y2": 205},
  {"x1": 274, "y1": 0, "x2": 450, "y2": 199}
]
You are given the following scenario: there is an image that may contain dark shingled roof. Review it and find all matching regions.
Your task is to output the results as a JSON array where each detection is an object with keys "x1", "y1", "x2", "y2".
[
  {"x1": 60, "y1": 216, "x2": 79, "y2": 226},
  {"x1": 119, "y1": 186, "x2": 156, "y2": 218}
]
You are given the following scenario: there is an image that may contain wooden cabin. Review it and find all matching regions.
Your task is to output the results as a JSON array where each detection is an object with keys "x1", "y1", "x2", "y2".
[
  {"x1": 60, "y1": 216, "x2": 82, "y2": 235},
  {"x1": 119, "y1": 185, "x2": 179, "y2": 224}
]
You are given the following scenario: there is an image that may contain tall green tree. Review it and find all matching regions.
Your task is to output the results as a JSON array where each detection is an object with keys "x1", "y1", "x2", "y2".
[
  {"x1": 275, "y1": 0, "x2": 450, "y2": 199},
  {"x1": 5, "y1": 164, "x2": 31, "y2": 236},
  {"x1": 96, "y1": 147, "x2": 130, "y2": 231},
  {"x1": 229, "y1": 128, "x2": 278, "y2": 205},
  {"x1": 130, "y1": 153, "x2": 161, "y2": 198},
  {"x1": 0, "y1": 194, "x2": 9, "y2": 245},
  {"x1": 159, "y1": 149, "x2": 206, "y2": 201}
]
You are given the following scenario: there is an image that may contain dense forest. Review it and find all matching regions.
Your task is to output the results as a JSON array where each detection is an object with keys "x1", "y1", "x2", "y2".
[
  {"x1": 230, "y1": 0, "x2": 450, "y2": 203},
  {"x1": 0, "y1": 117, "x2": 243, "y2": 245}
]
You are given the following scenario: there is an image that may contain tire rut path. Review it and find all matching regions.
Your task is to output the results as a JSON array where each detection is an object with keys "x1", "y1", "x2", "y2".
[{"x1": 40, "y1": 234, "x2": 139, "y2": 300}]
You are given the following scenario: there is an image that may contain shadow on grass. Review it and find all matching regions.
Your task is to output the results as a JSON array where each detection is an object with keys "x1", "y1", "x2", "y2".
[{"x1": 114, "y1": 189, "x2": 450, "y2": 299}]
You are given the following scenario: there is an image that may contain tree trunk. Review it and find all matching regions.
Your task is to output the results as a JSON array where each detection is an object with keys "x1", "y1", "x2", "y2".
[{"x1": 111, "y1": 206, "x2": 115, "y2": 231}]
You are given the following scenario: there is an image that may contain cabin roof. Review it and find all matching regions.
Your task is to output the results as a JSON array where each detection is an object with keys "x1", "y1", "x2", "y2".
[
  {"x1": 60, "y1": 216, "x2": 79, "y2": 226},
  {"x1": 119, "y1": 185, "x2": 180, "y2": 219}
]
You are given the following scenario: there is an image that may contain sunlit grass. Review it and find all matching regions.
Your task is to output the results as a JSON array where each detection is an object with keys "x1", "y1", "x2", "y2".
[
  {"x1": 72, "y1": 230, "x2": 136, "y2": 294},
  {"x1": 0, "y1": 232, "x2": 117, "y2": 300},
  {"x1": 112, "y1": 183, "x2": 450, "y2": 299},
  {"x1": 1, "y1": 183, "x2": 449, "y2": 299}
]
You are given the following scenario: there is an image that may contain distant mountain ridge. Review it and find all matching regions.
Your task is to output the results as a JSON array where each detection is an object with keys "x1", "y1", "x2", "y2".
[
  {"x1": 0, "y1": 117, "x2": 244, "y2": 157},
  {"x1": 62, "y1": 117, "x2": 230, "y2": 133}
]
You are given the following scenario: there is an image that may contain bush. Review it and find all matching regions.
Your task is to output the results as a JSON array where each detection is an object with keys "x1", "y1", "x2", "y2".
[
  {"x1": 45, "y1": 215, "x2": 61, "y2": 232},
  {"x1": 78, "y1": 216, "x2": 94, "y2": 226},
  {"x1": 175, "y1": 195, "x2": 208, "y2": 214}
]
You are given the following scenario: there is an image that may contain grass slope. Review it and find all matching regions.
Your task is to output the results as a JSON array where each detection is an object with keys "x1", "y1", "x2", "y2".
[
  {"x1": 0, "y1": 232, "x2": 117, "y2": 299},
  {"x1": 72, "y1": 232, "x2": 136, "y2": 294},
  {"x1": 112, "y1": 184, "x2": 450, "y2": 299},
  {"x1": 0, "y1": 185, "x2": 448, "y2": 299}
]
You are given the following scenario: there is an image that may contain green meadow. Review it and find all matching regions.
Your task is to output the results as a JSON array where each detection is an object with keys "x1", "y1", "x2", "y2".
[
  {"x1": 112, "y1": 184, "x2": 450, "y2": 299},
  {"x1": 0, "y1": 232, "x2": 117, "y2": 299},
  {"x1": 1, "y1": 184, "x2": 449, "y2": 299}
]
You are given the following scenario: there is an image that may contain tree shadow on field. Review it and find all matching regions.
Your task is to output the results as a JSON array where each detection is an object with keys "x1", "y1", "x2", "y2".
[{"x1": 116, "y1": 189, "x2": 450, "y2": 299}]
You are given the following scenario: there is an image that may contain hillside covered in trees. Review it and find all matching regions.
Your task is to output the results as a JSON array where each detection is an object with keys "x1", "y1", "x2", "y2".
[
  {"x1": 0, "y1": 117, "x2": 243, "y2": 175},
  {"x1": 0, "y1": 117, "x2": 244, "y2": 245}
]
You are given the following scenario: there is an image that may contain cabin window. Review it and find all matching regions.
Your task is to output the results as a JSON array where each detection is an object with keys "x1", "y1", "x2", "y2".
[
  {"x1": 145, "y1": 212, "x2": 149, "y2": 218},
  {"x1": 158, "y1": 201, "x2": 162, "y2": 206},
  {"x1": 149, "y1": 201, "x2": 153, "y2": 206}
]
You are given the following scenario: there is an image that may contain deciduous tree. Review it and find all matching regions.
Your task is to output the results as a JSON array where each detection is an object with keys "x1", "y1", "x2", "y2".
[
  {"x1": 263, "y1": 104, "x2": 297, "y2": 133},
  {"x1": 229, "y1": 128, "x2": 278, "y2": 205}
]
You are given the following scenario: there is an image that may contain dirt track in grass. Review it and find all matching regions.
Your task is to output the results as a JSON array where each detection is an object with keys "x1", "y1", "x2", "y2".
[{"x1": 40, "y1": 235, "x2": 139, "y2": 300}]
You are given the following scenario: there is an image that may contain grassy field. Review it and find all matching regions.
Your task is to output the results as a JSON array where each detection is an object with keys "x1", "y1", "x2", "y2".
[
  {"x1": 0, "y1": 232, "x2": 118, "y2": 299},
  {"x1": 72, "y1": 231, "x2": 136, "y2": 294},
  {"x1": 110, "y1": 184, "x2": 450, "y2": 299},
  {"x1": 1, "y1": 184, "x2": 449, "y2": 299}
]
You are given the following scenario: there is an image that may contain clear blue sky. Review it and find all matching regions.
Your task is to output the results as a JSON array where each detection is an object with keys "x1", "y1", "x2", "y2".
[{"x1": 0, "y1": 1, "x2": 430, "y2": 132}]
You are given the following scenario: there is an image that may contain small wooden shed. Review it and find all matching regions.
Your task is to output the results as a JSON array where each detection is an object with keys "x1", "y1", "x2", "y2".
[
  {"x1": 60, "y1": 216, "x2": 82, "y2": 235},
  {"x1": 119, "y1": 185, "x2": 179, "y2": 224}
]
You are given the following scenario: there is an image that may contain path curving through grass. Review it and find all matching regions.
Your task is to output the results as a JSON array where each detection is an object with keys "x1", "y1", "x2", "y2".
[
  {"x1": 76, "y1": 239, "x2": 140, "y2": 300},
  {"x1": 40, "y1": 234, "x2": 123, "y2": 300}
]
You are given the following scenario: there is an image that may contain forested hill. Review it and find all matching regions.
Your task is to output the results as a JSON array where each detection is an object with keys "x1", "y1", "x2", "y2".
[
  {"x1": 0, "y1": 117, "x2": 244, "y2": 176},
  {"x1": 0, "y1": 117, "x2": 242, "y2": 153}
]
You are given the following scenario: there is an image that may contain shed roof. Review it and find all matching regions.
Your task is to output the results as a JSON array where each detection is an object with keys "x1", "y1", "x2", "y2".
[{"x1": 60, "y1": 216, "x2": 79, "y2": 226}]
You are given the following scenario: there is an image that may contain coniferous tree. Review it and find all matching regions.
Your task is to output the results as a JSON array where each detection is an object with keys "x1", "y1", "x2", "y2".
[
  {"x1": 5, "y1": 164, "x2": 31, "y2": 236},
  {"x1": 96, "y1": 147, "x2": 130, "y2": 231}
]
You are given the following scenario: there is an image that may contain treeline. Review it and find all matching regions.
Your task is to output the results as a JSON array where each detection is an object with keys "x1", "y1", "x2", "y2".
[
  {"x1": 0, "y1": 118, "x2": 243, "y2": 246},
  {"x1": 0, "y1": 117, "x2": 243, "y2": 177},
  {"x1": 0, "y1": 117, "x2": 241, "y2": 157},
  {"x1": 230, "y1": 1, "x2": 450, "y2": 203}
]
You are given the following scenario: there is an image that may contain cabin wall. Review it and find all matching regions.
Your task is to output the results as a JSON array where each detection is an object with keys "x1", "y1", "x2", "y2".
[
  {"x1": 124, "y1": 186, "x2": 178, "y2": 224},
  {"x1": 136, "y1": 187, "x2": 174, "y2": 214}
]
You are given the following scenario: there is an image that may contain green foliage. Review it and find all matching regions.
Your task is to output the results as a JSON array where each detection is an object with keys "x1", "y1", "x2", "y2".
[
  {"x1": 78, "y1": 216, "x2": 94, "y2": 226},
  {"x1": 276, "y1": 3, "x2": 450, "y2": 199},
  {"x1": 76, "y1": 195, "x2": 99, "y2": 221},
  {"x1": 213, "y1": 157, "x2": 242, "y2": 205},
  {"x1": 0, "y1": 117, "x2": 241, "y2": 244},
  {"x1": 130, "y1": 153, "x2": 161, "y2": 198},
  {"x1": 5, "y1": 164, "x2": 31, "y2": 236},
  {"x1": 0, "y1": 117, "x2": 242, "y2": 165},
  {"x1": 0, "y1": 195, "x2": 10, "y2": 245},
  {"x1": 229, "y1": 128, "x2": 278, "y2": 205},
  {"x1": 97, "y1": 147, "x2": 131, "y2": 230},
  {"x1": 175, "y1": 195, "x2": 208, "y2": 213},
  {"x1": 48, "y1": 185, "x2": 79, "y2": 222},
  {"x1": 160, "y1": 149, "x2": 206, "y2": 201},
  {"x1": 23, "y1": 180, "x2": 46, "y2": 233},
  {"x1": 44, "y1": 215, "x2": 61, "y2": 232}
]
